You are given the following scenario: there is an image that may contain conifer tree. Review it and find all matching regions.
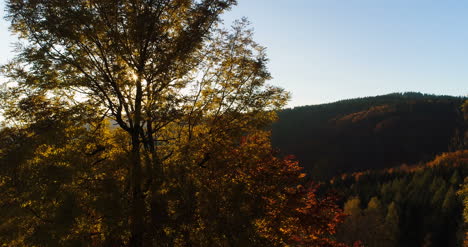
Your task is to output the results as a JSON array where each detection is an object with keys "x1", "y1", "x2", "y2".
[{"x1": 384, "y1": 202, "x2": 400, "y2": 247}]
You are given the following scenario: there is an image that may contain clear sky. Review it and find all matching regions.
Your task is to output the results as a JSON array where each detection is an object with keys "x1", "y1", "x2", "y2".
[{"x1": 1, "y1": 1, "x2": 467, "y2": 107}]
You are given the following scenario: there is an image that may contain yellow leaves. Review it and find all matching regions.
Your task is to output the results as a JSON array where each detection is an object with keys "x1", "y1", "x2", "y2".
[
  {"x1": 1, "y1": 0, "x2": 295, "y2": 245},
  {"x1": 70, "y1": 212, "x2": 105, "y2": 244},
  {"x1": 158, "y1": 187, "x2": 170, "y2": 195},
  {"x1": 0, "y1": 176, "x2": 8, "y2": 188},
  {"x1": 20, "y1": 200, "x2": 32, "y2": 208},
  {"x1": 34, "y1": 144, "x2": 56, "y2": 159}
]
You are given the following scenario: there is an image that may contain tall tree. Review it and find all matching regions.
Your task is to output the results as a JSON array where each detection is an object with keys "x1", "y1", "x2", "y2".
[
  {"x1": 384, "y1": 202, "x2": 399, "y2": 247},
  {"x1": 336, "y1": 197, "x2": 363, "y2": 245},
  {"x1": 1, "y1": 0, "x2": 288, "y2": 246},
  {"x1": 458, "y1": 178, "x2": 468, "y2": 246},
  {"x1": 0, "y1": 114, "x2": 353, "y2": 246}
]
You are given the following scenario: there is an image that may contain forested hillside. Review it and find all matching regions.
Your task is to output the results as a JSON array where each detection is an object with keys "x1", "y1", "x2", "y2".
[
  {"x1": 324, "y1": 150, "x2": 468, "y2": 247},
  {"x1": 272, "y1": 92, "x2": 466, "y2": 180},
  {"x1": 0, "y1": 0, "x2": 466, "y2": 246}
]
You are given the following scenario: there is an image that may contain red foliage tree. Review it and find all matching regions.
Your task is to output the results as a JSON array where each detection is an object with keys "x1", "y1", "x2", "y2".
[{"x1": 187, "y1": 131, "x2": 357, "y2": 246}]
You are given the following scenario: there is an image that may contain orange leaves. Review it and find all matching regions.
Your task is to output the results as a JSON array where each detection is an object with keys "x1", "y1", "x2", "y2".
[
  {"x1": 211, "y1": 131, "x2": 351, "y2": 246},
  {"x1": 166, "y1": 130, "x2": 353, "y2": 246}
]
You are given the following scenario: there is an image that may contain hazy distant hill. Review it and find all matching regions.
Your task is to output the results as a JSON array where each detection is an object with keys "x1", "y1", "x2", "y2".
[{"x1": 271, "y1": 92, "x2": 466, "y2": 180}]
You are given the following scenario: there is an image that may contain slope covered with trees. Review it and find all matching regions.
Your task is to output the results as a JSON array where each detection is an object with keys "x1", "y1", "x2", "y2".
[
  {"x1": 326, "y1": 150, "x2": 468, "y2": 247},
  {"x1": 458, "y1": 176, "x2": 468, "y2": 246},
  {"x1": 272, "y1": 92, "x2": 466, "y2": 180}
]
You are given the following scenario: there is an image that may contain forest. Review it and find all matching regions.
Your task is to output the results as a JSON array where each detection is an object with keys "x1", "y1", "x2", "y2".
[
  {"x1": 271, "y1": 94, "x2": 468, "y2": 246},
  {"x1": 327, "y1": 150, "x2": 468, "y2": 247},
  {"x1": 0, "y1": 0, "x2": 467, "y2": 247},
  {"x1": 272, "y1": 92, "x2": 466, "y2": 180}
]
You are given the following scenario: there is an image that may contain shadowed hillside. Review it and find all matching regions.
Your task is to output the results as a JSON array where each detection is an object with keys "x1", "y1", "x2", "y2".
[{"x1": 272, "y1": 92, "x2": 466, "y2": 180}]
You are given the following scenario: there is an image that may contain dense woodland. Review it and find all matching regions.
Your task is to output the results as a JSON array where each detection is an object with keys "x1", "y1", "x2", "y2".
[
  {"x1": 271, "y1": 95, "x2": 468, "y2": 247},
  {"x1": 327, "y1": 150, "x2": 468, "y2": 247},
  {"x1": 272, "y1": 93, "x2": 466, "y2": 180},
  {"x1": 0, "y1": 0, "x2": 467, "y2": 247}
]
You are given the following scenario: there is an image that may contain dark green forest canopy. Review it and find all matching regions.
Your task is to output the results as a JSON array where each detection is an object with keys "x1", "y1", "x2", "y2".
[
  {"x1": 272, "y1": 92, "x2": 466, "y2": 180},
  {"x1": 325, "y1": 150, "x2": 468, "y2": 247}
]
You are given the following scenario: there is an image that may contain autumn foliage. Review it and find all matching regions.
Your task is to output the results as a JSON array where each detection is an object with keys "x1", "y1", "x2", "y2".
[
  {"x1": 151, "y1": 131, "x2": 351, "y2": 246},
  {"x1": 328, "y1": 149, "x2": 468, "y2": 247},
  {"x1": 202, "y1": 133, "x2": 348, "y2": 246},
  {"x1": 0, "y1": 108, "x2": 351, "y2": 246}
]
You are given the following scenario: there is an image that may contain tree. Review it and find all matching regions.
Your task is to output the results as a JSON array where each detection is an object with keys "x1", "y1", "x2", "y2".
[
  {"x1": 336, "y1": 197, "x2": 362, "y2": 245},
  {"x1": 384, "y1": 202, "x2": 399, "y2": 247},
  {"x1": 337, "y1": 196, "x2": 397, "y2": 247},
  {"x1": 181, "y1": 132, "x2": 349, "y2": 246},
  {"x1": 1, "y1": 107, "x2": 355, "y2": 246},
  {"x1": 431, "y1": 182, "x2": 447, "y2": 206},
  {"x1": 2, "y1": 0, "x2": 289, "y2": 246},
  {"x1": 457, "y1": 178, "x2": 468, "y2": 246},
  {"x1": 450, "y1": 99, "x2": 468, "y2": 151},
  {"x1": 442, "y1": 186, "x2": 457, "y2": 214},
  {"x1": 362, "y1": 197, "x2": 385, "y2": 247}
]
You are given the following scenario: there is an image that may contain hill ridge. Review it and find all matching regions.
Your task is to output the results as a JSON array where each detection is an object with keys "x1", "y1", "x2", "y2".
[{"x1": 272, "y1": 92, "x2": 466, "y2": 180}]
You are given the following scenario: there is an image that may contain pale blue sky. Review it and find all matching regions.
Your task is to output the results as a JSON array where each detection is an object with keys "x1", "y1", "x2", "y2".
[{"x1": 1, "y1": 1, "x2": 467, "y2": 106}]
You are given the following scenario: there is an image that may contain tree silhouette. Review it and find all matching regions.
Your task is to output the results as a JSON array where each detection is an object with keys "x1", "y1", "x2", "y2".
[{"x1": 1, "y1": 1, "x2": 291, "y2": 245}]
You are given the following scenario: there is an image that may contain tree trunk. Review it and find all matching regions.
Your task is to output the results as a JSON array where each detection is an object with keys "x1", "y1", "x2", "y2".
[
  {"x1": 150, "y1": 159, "x2": 168, "y2": 244},
  {"x1": 146, "y1": 121, "x2": 169, "y2": 244},
  {"x1": 130, "y1": 78, "x2": 145, "y2": 247},
  {"x1": 130, "y1": 132, "x2": 145, "y2": 247}
]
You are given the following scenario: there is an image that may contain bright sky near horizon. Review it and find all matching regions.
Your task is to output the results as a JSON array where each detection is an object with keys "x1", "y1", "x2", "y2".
[{"x1": 1, "y1": 1, "x2": 467, "y2": 107}]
